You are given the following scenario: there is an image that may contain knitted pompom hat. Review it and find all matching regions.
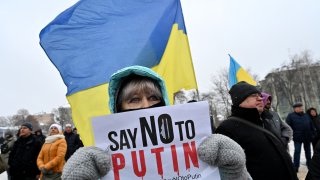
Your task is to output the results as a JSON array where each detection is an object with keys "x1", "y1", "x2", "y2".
[
  {"x1": 62, "y1": 146, "x2": 111, "y2": 180},
  {"x1": 197, "y1": 134, "x2": 251, "y2": 180}
]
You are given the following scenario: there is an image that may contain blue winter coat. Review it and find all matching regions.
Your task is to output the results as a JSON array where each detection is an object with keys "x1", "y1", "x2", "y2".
[{"x1": 286, "y1": 112, "x2": 314, "y2": 142}]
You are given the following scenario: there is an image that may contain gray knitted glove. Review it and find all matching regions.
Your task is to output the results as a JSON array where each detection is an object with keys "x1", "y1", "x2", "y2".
[
  {"x1": 62, "y1": 146, "x2": 111, "y2": 180},
  {"x1": 197, "y1": 134, "x2": 251, "y2": 180}
]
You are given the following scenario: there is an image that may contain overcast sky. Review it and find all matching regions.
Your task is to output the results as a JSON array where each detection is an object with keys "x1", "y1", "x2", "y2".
[{"x1": 1, "y1": 0, "x2": 320, "y2": 116}]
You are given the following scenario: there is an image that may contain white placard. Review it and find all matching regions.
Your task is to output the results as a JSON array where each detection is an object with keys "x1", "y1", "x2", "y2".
[{"x1": 92, "y1": 101, "x2": 220, "y2": 180}]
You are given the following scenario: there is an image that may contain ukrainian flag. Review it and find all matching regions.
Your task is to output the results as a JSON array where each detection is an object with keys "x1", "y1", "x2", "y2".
[
  {"x1": 40, "y1": 0, "x2": 197, "y2": 146},
  {"x1": 228, "y1": 54, "x2": 256, "y2": 88}
]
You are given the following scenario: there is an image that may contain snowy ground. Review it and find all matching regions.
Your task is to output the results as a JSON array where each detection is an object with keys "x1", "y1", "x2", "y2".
[
  {"x1": 0, "y1": 142, "x2": 312, "y2": 180},
  {"x1": 288, "y1": 141, "x2": 311, "y2": 180}
]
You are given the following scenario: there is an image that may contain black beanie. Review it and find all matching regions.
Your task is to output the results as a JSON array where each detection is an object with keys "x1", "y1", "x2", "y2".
[
  {"x1": 21, "y1": 122, "x2": 33, "y2": 131},
  {"x1": 229, "y1": 81, "x2": 261, "y2": 106}
]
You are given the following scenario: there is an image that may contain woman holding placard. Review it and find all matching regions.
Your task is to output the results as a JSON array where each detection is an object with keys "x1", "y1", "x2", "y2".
[{"x1": 62, "y1": 66, "x2": 251, "y2": 180}]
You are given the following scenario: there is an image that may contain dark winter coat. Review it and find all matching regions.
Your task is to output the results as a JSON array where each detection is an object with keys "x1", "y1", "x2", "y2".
[
  {"x1": 8, "y1": 134, "x2": 42, "y2": 180},
  {"x1": 262, "y1": 110, "x2": 293, "y2": 146},
  {"x1": 215, "y1": 106, "x2": 298, "y2": 180},
  {"x1": 35, "y1": 129, "x2": 46, "y2": 145},
  {"x1": 306, "y1": 140, "x2": 320, "y2": 180},
  {"x1": 64, "y1": 132, "x2": 82, "y2": 161},
  {"x1": 286, "y1": 112, "x2": 314, "y2": 142},
  {"x1": 310, "y1": 115, "x2": 320, "y2": 139}
]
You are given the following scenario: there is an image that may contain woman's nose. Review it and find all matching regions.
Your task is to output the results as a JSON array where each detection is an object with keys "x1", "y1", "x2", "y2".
[{"x1": 141, "y1": 98, "x2": 151, "y2": 108}]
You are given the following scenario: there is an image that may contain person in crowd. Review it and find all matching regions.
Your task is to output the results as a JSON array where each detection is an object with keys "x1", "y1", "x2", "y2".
[
  {"x1": 261, "y1": 92, "x2": 293, "y2": 148},
  {"x1": 8, "y1": 122, "x2": 42, "y2": 180},
  {"x1": 305, "y1": 140, "x2": 320, "y2": 180},
  {"x1": 37, "y1": 123, "x2": 67, "y2": 180},
  {"x1": 72, "y1": 127, "x2": 84, "y2": 147},
  {"x1": 306, "y1": 107, "x2": 320, "y2": 149},
  {"x1": 286, "y1": 102, "x2": 314, "y2": 172},
  {"x1": 0, "y1": 131, "x2": 16, "y2": 178},
  {"x1": 64, "y1": 124, "x2": 82, "y2": 161},
  {"x1": 35, "y1": 128, "x2": 46, "y2": 145},
  {"x1": 215, "y1": 81, "x2": 297, "y2": 180},
  {"x1": 62, "y1": 66, "x2": 251, "y2": 180}
]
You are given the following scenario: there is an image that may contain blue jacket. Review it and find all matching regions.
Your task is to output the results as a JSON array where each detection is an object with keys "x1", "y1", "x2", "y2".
[{"x1": 286, "y1": 112, "x2": 314, "y2": 142}]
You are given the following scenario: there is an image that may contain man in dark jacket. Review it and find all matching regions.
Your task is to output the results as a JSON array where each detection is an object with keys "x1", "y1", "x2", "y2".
[
  {"x1": 64, "y1": 124, "x2": 82, "y2": 161},
  {"x1": 261, "y1": 92, "x2": 293, "y2": 148},
  {"x1": 215, "y1": 81, "x2": 297, "y2": 180},
  {"x1": 8, "y1": 122, "x2": 42, "y2": 180},
  {"x1": 286, "y1": 103, "x2": 313, "y2": 172}
]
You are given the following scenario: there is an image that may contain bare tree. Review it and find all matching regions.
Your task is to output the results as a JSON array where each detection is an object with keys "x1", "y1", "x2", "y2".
[
  {"x1": 0, "y1": 116, "x2": 9, "y2": 127},
  {"x1": 17, "y1": 109, "x2": 29, "y2": 116},
  {"x1": 261, "y1": 50, "x2": 320, "y2": 117},
  {"x1": 53, "y1": 106, "x2": 73, "y2": 128},
  {"x1": 174, "y1": 90, "x2": 188, "y2": 104},
  {"x1": 210, "y1": 68, "x2": 232, "y2": 119}
]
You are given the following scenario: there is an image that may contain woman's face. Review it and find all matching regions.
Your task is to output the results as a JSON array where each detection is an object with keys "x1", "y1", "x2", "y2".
[
  {"x1": 50, "y1": 126, "x2": 59, "y2": 135},
  {"x1": 121, "y1": 91, "x2": 161, "y2": 110},
  {"x1": 310, "y1": 109, "x2": 317, "y2": 117}
]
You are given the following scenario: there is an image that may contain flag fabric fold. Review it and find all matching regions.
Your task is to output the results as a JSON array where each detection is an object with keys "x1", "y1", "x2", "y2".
[
  {"x1": 40, "y1": 0, "x2": 197, "y2": 145},
  {"x1": 228, "y1": 54, "x2": 256, "y2": 88}
]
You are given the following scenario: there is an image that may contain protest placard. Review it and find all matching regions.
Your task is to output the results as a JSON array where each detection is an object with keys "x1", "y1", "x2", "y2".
[{"x1": 92, "y1": 101, "x2": 220, "y2": 180}]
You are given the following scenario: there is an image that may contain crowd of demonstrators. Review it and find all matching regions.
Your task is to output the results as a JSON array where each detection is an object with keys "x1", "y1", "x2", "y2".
[
  {"x1": 215, "y1": 81, "x2": 298, "y2": 180},
  {"x1": 0, "y1": 121, "x2": 83, "y2": 180},
  {"x1": 1, "y1": 66, "x2": 320, "y2": 180},
  {"x1": 0, "y1": 131, "x2": 16, "y2": 178},
  {"x1": 62, "y1": 66, "x2": 252, "y2": 179},
  {"x1": 37, "y1": 123, "x2": 67, "y2": 180},
  {"x1": 261, "y1": 92, "x2": 293, "y2": 149},
  {"x1": 8, "y1": 122, "x2": 42, "y2": 180},
  {"x1": 64, "y1": 124, "x2": 83, "y2": 161},
  {"x1": 286, "y1": 103, "x2": 314, "y2": 172}
]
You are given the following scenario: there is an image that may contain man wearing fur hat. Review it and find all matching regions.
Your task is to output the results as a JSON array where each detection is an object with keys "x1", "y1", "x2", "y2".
[
  {"x1": 8, "y1": 122, "x2": 42, "y2": 180},
  {"x1": 215, "y1": 81, "x2": 297, "y2": 180}
]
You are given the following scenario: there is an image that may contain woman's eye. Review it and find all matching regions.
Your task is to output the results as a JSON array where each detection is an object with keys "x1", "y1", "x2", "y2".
[
  {"x1": 149, "y1": 95, "x2": 159, "y2": 101},
  {"x1": 129, "y1": 97, "x2": 140, "y2": 103}
]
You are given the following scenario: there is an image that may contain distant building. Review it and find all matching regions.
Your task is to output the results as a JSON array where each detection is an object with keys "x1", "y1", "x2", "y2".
[
  {"x1": 33, "y1": 113, "x2": 55, "y2": 125},
  {"x1": 260, "y1": 64, "x2": 320, "y2": 119}
]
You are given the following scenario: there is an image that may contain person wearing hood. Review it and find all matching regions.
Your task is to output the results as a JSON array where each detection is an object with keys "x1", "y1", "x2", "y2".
[
  {"x1": 215, "y1": 81, "x2": 298, "y2": 180},
  {"x1": 35, "y1": 129, "x2": 46, "y2": 146},
  {"x1": 37, "y1": 123, "x2": 67, "y2": 180},
  {"x1": 62, "y1": 66, "x2": 251, "y2": 180},
  {"x1": 0, "y1": 130, "x2": 16, "y2": 178},
  {"x1": 261, "y1": 92, "x2": 292, "y2": 148}
]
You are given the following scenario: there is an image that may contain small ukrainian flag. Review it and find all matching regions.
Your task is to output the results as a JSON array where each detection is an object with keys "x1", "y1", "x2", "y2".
[{"x1": 228, "y1": 54, "x2": 257, "y2": 88}]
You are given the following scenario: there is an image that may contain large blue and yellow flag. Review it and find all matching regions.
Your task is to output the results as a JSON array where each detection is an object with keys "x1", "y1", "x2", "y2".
[
  {"x1": 40, "y1": 0, "x2": 197, "y2": 145},
  {"x1": 228, "y1": 54, "x2": 256, "y2": 88}
]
